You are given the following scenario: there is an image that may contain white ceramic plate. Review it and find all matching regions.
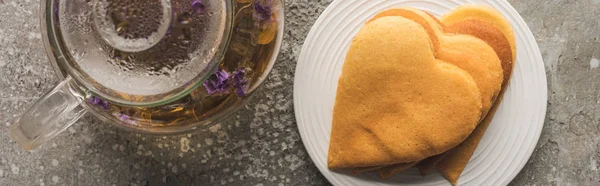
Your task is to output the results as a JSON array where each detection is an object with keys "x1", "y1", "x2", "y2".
[{"x1": 293, "y1": 0, "x2": 547, "y2": 185}]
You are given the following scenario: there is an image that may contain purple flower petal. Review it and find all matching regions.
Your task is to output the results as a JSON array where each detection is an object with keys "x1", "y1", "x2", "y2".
[
  {"x1": 232, "y1": 68, "x2": 249, "y2": 97},
  {"x1": 253, "y1": 0, "x2": 272, "y2": 24},
  {"x1": 100, "y1": 101, "x2": 110, "y2": 110},
  {"x1": 116, "y1": 113, "x2": 137, "y2": 125},
  {"x1": 203, "y1": 68, "x2": 232, "y2": 95},
  {"x1": 191, "y1": 0, "x2": 205, "y2": 14},
  {"x1": 87, "y1": 96, "x2": 100, "y2": 105},
  {"x1": 87, "y1": 96, "x2": 110, "y2": 110},
  {"x1": 119, "y1": 114, "x2": 130, "y2": 121}
]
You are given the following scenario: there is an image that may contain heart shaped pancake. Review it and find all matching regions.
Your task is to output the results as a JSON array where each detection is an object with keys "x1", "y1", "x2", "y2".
[
  {"x1": 328, "y1": 16, "x2": 482, "y2": 169},
  {"x1": 368, "y1": 6, "x2": 515, "y2": 183},
  {"x1": 368, "y1": 8, "x2": 504, "y2": 118},
  {"x1": 345, "y1": 7, "x2": 512, "y2": 178}
]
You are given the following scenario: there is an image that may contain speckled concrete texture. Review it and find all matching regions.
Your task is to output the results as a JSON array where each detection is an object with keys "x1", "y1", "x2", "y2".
[
  {"x1": 509, "y1": 0, "x2": 600, "y2": 185},
  {"x1": 0, "y1": 0, "x2": 599, "y2": 185}
]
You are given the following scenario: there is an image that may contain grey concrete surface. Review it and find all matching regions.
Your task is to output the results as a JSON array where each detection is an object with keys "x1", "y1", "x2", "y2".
[{"x1": 0, "y1": 0, "x2": 598, "y2": 185}]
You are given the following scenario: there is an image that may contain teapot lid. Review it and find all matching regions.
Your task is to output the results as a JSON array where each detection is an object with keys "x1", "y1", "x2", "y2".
[{"x1": 50, "y1": 0, "x2": 232, "y2": 106}]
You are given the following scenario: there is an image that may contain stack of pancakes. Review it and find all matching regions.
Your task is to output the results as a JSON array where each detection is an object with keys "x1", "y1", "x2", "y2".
[{"x1": 328, "y1": 5, "x2": 515, "y2": 185}]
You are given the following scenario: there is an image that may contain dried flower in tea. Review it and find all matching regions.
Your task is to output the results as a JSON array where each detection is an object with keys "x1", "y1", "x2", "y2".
[
  {"x1": 232, "y1": 68, "x2": 250, "y2": 96},
  {"x1": 87, "y1": 96, "x2": 110, "y2": 110},
  {"x1": 203, "y1": 69, "x2": 232, "y2": 95}
]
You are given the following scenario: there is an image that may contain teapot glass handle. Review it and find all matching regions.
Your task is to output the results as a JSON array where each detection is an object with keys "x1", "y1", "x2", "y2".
[{"x1": 10, "y1": 76, "x2": 87, "y2": 150}]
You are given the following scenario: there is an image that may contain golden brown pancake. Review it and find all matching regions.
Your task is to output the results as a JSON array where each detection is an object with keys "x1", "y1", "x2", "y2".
[
  {"x1": 329, "y1": 6, "x2": 515, "y2": 183},
  {"x1": 359, "y1": 7, "x2": 510, "y2": 179},
  {"x1": 436, "y1": 8, "x2": 516, "y2": 185},
  {"x1": 416, "y1": 19, "x2": 516, "y2": 180},
  {"x1": 368, "y1": 8, "x2": 503, "y2": 119},
  {"x1": 441, "y1": 5, "x2": 516, "y2": 61},
  {"x1": 367, "y1": 8, "x2": 443, "y2": 52},
  {"x1": 328, "y1": 16, "x2": 482, "y2": 169},
  {"x1": 437, "y1": 35, "x2": 503, "y2": 117},
  {"x1": 445, "y1": 20, "x2": 514, "y2": 80}
]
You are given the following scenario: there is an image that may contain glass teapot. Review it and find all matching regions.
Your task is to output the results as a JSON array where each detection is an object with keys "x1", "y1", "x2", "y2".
[{"x1": 10, "y1": 0, "x2": 284, "y2": 150}]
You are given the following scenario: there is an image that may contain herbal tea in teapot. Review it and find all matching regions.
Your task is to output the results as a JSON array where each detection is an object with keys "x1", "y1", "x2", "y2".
[{"x1": 11, "y1": 0, "x2": 283, "y2": 150}]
